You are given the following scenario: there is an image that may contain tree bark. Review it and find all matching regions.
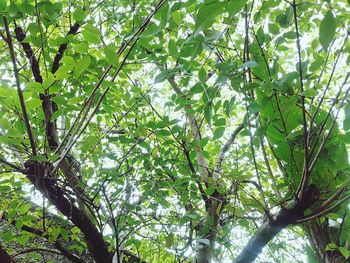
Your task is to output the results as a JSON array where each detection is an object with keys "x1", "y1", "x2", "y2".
[
  {"x1": 24, "y1": 162, "x2": 111, "y2": 263},
  {"x1": 234, "y1": 184, "x2": 319, "y2": 263},
  {"x1": 233, "y1": 208, "x2": 292, "y2": 263},
  {"x1": 0, "y1": 243, "x2": 14, "y2": 263}
]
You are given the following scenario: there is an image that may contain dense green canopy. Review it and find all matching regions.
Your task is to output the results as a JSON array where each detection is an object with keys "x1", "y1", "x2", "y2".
[{"x1": 0, "y1": 0, "x2": 350, "y2": 262}]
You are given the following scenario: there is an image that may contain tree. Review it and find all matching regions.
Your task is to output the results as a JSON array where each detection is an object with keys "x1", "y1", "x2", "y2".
[{"x1": 0, "y1": 0, "x2": 350, "y2": 262}]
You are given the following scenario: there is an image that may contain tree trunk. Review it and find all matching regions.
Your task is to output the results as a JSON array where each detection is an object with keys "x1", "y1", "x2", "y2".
[
  {"x1": 233, "y1": 214, "x2": 288, "y2": 263},
  {"x1": 194, "y1": 238, "x2": 215, "y2": 263}
]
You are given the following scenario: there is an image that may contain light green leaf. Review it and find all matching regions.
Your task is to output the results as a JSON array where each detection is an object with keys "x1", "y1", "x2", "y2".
[
  {"x1": 168, "y1": 39, "x2": 178, "y2": 58},
  {"x1": 240, "y1": 61, "x2": 258, "y2": 69},
  {"x1": 319, "y1": 11, "x2": 336, "y2": 49},
  {"x1": 73, "y1": 42, "x2": 89, "y2": 53},
  {"x1": 339, "y1": 247, "x2": 350, "y2": 259},
  {"x1": 42, "y1": 72, "x2": 55, "y2": 89},
  {"x1": 74, "y1": 56, "x2": 91, "y2": 77},
  {"x1": 73, "y1": 7, "x2": 86, "y2": 22},
  {"x1": 26, "y1": 82, "x2": 43, "y2": 92},
  {"x1": 82, "y1": 24, "x2": 101, "y2": 44},
  {"x1": 301, "y1": 88, "x2": 317, "y2": 97},
  {"x1": 326, "y1": 242, "x2": 337, "y2": 251},
  {"x1": 195, "y1": 2, "x2": 225, "y2": 32},
  {"x1": 104, "y1": 46, "x2": 119, "y2": 66},
  {"x1": 141, "y1": 23, "x2": 161, "y2": 38},
  {"x1": 154, "y1": 69, "x2": 177, "y2": 83}
]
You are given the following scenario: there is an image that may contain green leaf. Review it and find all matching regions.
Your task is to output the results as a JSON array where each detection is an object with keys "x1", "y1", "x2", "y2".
[
  {"x1": 42, "y1": 72, "x2": 55, "y2": 89},
  {"x1": 213, "y1": 127, "x2": 225, "y2": 139},
  {"x1": 168, "y1": 39, "x2": 178, "y2": 58},
  {"x1": 343, "y1": 117, "x2": 350, "y2": 131},
  {"x1": 326, "y1": 242, "x2": 337, "y2": 251},
  {"x1": 195, "y1": 2, "x2": 225, "y2": 32},
  {"x1": 26, "y1": 82, "x2": 43, "y2": 92},
  {"x1": 73, "y1": 7, "x2": 86, "y2": 22},
  {"x1": 190, "y1": 83, "x2": 204, "y2": 94},
  {"x1": 301, "y1": 88, "x2": 317, "y2": 97},
  {"x1": 344, "y1": 102, "x2": 350, "y2": 118},
  {"x1": 198, "y1": 68, "x2": 206, "y2": 83},
  {"x1": 75, "y1": 56, "x2": 91, "y2": 77},
  {"x1": 55, "y1": 65, "x2": 74, "y2": 80},
  {"x1": 214, "y1": 118, "x2": 226, "y2": 126},
  {"x1": 104, "y1": 46, "x2": 119, "y2": 66},
  {"x1": 268, "y1": 23, "x2": 279, "y2": 34},
  {"x1": 154, "y1": 69, "x2": 177, "y2": 83},
  {"x1": 339, "y1": 247, "x2": 350, "y2": 259},
  {"x1": 204, "y1": 104, "x2": 212, "y2": 124},
  {"x1": 141, "y1": 22, "x2": 161, "y2": 38},
  {"x1": 325, "y1": 213, "x2": 338, "y2": 220},
  {"x1": 73, "y1": 42, "x2": 89, "y2": 53},
  {"x1": 165, "y1": 233, "x2": 174, "y2": 248},
  {"x1": 319, "y1": 11, "x2": 336, "y2": 49},
  {"x1": 0, "y1": 0, "x2": 7, "y2": 11},
  {"x1": 240, "y1": 61, "x2": 258, "y2": 69},
  {"x1": 17, "y1": 3, "x2": 35, "y2": 14},
  {"x1": 82, "y1": 24, "x2": 101, "y2": 44}
]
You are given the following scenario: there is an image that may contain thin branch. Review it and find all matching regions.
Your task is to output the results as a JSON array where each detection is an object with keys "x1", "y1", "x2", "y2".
[
  {"x1": 3, "y1": 16, "x2": 37, "y2": 156},
  {"x1": 292, "y1": 0, "x2": 309, "y2": 199},
  {"x1": 0, "y1": 158, "x2": 22, "y2": 171},
  {"x1": 308, "y1": 83, "x2": 350, "y2": 174},
  {"x1": 308, "y1": 72, "x2": 350, "y2": 160},
  {"x1": 214, "y1": 123, "x2": 244, "y2": 175},
  {"x1": 295, "y1": 194, "x2": 350, "y2": 223},
  {"x1": 259, "y1": 135, "x2": 283, "y2": 201}
]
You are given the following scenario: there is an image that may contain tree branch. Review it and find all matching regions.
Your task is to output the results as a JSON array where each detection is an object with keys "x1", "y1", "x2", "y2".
[
  {"x1": 233, "y1": 184, "x2": 319, "y2": 263},
  {"x1": 292, "y1": 0, "x2": 309, "y2": 200},
  {"x1": 3, "y1": 16, "x2": 37, "y2": 157},
  {"x1": 214, "y1": 123, "x2": 244, "y2": 177},
  {"x1": 51, "y1": 23, "x2": 80, "y2": 74},
  {"x1": 23, "y1": 161, "x2": 111, "y2": 263}
]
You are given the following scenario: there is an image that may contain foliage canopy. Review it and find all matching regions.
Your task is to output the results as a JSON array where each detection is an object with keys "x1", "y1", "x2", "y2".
[{"x1": 0, "y1": 0, "x2": 350, "y2": 262}]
